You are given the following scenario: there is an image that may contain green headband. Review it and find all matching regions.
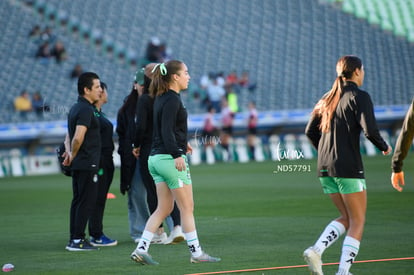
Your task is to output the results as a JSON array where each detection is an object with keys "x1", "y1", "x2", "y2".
[{"x1": 152, "y1": 63, "x2": 167, "y2": 76}]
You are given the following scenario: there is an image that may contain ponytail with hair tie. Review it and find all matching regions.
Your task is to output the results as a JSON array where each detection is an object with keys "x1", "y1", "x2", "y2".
[{"x1": 152, "y1": 63, "x2": 167, "y2": 76}]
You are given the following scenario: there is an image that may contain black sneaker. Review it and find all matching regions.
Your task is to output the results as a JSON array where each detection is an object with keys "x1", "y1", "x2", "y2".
[{"x1": 65, "y1": 239, "x2": 99, "y2": 251}]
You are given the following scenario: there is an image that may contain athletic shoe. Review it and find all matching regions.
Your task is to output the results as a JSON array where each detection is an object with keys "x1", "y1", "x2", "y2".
[
  {"x1": 131, "y1": 250, "x2": 159, "y2": 265},
  {"x1": 65, "y1": 239, "x2": 99, "y2": 251},
  {"x1": 190, "y1": 251, "x2": 221, "y2": 263},
  {"x1": 90, "y1": 234, "x2": 118, "y2": 247},
  {"x1": 151, "y1": 232, "x2": 167, "y2": 244},
  {"x1": 303, "y1": 246, "x2": 323, "y2": 275},
  {"x1": 164, "y1": 226, "x2": 185, "y2": 245}
]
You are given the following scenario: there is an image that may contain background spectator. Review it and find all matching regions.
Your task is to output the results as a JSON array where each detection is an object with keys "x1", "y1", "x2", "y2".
[
  {"x1": 40, "y1": 26, "x2": 56, "y2": 45},
  {"x1": 225, "y1": 70, "x2": 239, "y2": 88},
  {"x1": 28, "y1": 24, "x2": 41, "y2": 41},
  {"x1": 51, "y1": 40, "x2": 68, "y2": 64},
  {"x1": 226, "y1": 86, "x2": 239, "y2": 113},
  {"x1": 70, "y1": 64, "x2": 83, "y2": 79},
  {"x1": 14, "y1": 90, "x2": 32, "y2": 118},
  {"x1": 220, "y1": 98, "x2": 234, "y2": 162},
  {"x1": 35, "y1": 41, "x2": 51, "y2": 63},
  {"x1": 206, "y1": 76, "x2": 225, "y2": 113},
  {"x1": 246, "y1": 101, "x2": 258, "y2": 160},
  {"x1": 145, "y1": 36, "x2": 162, "y2": 63},
  {"x1": 32, "y1": 91, "x2": 49, "y2": 118}
]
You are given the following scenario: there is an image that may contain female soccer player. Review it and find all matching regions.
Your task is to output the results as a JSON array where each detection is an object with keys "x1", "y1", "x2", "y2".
[
  {"x1": 130, "y1": 60, "x2": 220, "y2": 265},
  {"x1": 304, "y1": 55, "x2": 391, "y2": 275}
]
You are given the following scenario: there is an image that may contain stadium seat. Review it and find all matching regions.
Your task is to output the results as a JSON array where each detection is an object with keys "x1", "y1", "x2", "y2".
[{"x1": 0, "y1": 0, "x2": 413, "y2": 128}]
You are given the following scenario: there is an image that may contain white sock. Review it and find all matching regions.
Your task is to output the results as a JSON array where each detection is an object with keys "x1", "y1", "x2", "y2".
[
  {"x1": 337, "y1": 236, "x2": 360, "y2": 274},
  {"x1": 136, "y1": 230, "x2": 154, "y2": 253},
  {"x1": 185, "y1": 230, "x2": 202, "y2": 257},
  {"x1": 313, "y1": 220, "x2": 346, "y2": 255}
]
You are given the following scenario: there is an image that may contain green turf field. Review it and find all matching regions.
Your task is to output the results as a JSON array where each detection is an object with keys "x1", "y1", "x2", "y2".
[{"x1": 0, "y1": 155, "x2": 413, "y2": 275}]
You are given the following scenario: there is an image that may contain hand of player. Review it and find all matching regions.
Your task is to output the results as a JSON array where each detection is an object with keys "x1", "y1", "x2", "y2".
[
  {"x1": 120, "y1": 183, "x2": 130, "y2": 195},
  {"x1": 132, "y1": 147, "x2": 140, "y2": 158},
  {"x1": 174, "y1": 157, "x2": 186, "y2": 171},
  {"x1": 186, "y1": 142, "x2": 193, "y2": 155},
  {"x1": 382, "y1": 145, "x2": 392, "y2": 155},
  {"x1": 391, "y1": 171, "x2": 405, "y2": 192},
  {"x1": 62, "y1": 151, "x2": 72, "y2": 166}
]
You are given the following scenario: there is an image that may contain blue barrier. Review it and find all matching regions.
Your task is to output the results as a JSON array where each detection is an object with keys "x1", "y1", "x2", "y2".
[{"x1": 0, "y1": 105, "x2": 409, "y2": 142}]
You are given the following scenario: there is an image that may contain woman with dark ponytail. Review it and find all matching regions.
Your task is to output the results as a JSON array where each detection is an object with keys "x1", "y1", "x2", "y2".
[
  {"x1": 304, "y1": 55, "x2": 391, "y2": 275},
  {"x1": 130, "y1": 60, "x2": 221, "y2": 265}
]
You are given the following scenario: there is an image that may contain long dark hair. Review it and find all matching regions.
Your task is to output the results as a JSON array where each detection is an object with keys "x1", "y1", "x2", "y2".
[
  {"x1": 142, "y1": 74, "x2": 152, "y2": 96},
  {"x1": 118, "y1": 85, "x2": 138, "y2": 117},
  {"x1": 313, "y1": 55, "x2": 362, "y2": 132}
]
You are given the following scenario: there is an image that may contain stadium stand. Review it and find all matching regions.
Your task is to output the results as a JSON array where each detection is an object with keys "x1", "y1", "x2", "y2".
[
  {"x1": 0, "y1": 0, "x2": 413, "y2": 172},
  {"x1": 341, "y1": 0, "x2": 414, "y2": 42},
  {"x1": 0, "y1": 0, "x2": 413, "y2": 124}
]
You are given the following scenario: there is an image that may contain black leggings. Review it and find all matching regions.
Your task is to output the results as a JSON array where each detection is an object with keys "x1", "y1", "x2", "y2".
[{"x1": 88, "y1": 154, "x2": 114, "y2": 238}]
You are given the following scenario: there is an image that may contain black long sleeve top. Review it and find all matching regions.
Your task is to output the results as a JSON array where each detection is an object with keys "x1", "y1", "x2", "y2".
[
  {"x1": 134, "y1": 93, "x2": 154, "y2": 149},
  {"x1": 151, "y1": 90, "x2": 188, "y2": 159},
  {"x1": 392, "y1": 98, "x2": 414, "y2": 172},
  {"x1": 96, "y1": 109, "x2": 114, "y2": 156},
  {"x1": 305, "y1": 81, "x2": 388, "y2": 178}
]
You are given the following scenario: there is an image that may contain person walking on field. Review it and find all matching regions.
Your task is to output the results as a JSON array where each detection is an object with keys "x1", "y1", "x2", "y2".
[
  {"x1": 304, "y1": 55, "x2": 391, "y2": 275},
  {"x1": 133, "y1": 63, "x2": 184, "y2": 245},
  {"x1": 391, "y1": 98, "x2": 414, "y2": 192},
  {"x1": 130, "y1": 60, "x2": 221, "y2": 265},
  {"x1": 246, "y1": 101, "x2": 258, "y2": 160}
]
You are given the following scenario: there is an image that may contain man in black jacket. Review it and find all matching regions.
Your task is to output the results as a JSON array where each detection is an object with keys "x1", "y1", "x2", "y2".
[{"x1": 63, "y1": 72, "x2": 102, "y2": 251}]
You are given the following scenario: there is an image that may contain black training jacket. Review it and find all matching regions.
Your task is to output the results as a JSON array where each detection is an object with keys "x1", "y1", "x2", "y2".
[
  {"x1": 151, "y1": 90, "x2": 188, "y2": 158},
  {"x1": 392, "y1": 98, "x2": 414, "y2": 172},
  {"x1": 134, "y1": 93, "x2": 154, "y2": 149},
  {"x1": 305, "y1": 81, "x2": 388, "y2": 178}
]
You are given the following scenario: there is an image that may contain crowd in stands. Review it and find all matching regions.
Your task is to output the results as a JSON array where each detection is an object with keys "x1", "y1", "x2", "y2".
[
  {"x1": 29, "y1": 25, "x2": 68, "y2": 64},
  {"x1": 194, "y1": 70, "x2": 256, "y2": 114},
  {"x1": 9, "y1": 24, "x2": 73, "y2": 121},
  {"x1": 194, "y1": 70, "x2": 259, "y2": 163},
  {"x1": 14, "y1": 90, "x2": 49, "y2": 119},
  {"x1": 17, "y1": 25, "x2": 260, "y2": 136}
]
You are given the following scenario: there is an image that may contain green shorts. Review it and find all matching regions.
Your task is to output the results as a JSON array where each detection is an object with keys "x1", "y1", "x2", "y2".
[
  {"x1": 148, "y1": 154, "x2": 192, "y2": 189},
  {"x1": 319, "y1": 177, "x2": 366, "y2": 194}
]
